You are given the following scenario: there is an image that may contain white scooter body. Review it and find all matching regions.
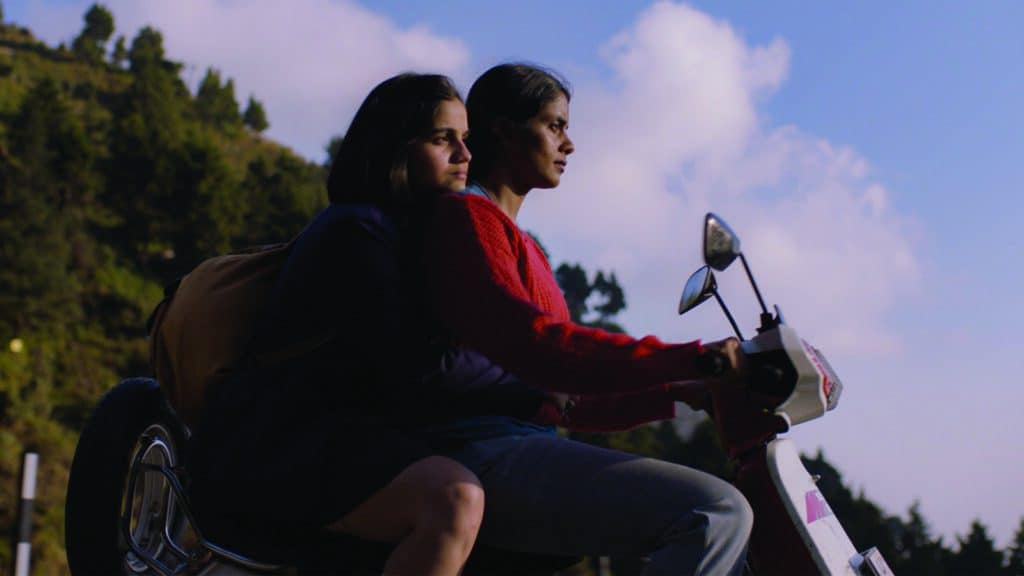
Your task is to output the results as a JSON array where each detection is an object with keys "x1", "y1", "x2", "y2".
[
  {"x1": 740, "y1": 325, "x2": 893, "y2": 575},
  {"x1": 686, "y1": 212, "x2": 893, "y2": 575},
  {"x1": 741, "y1": 324, "x2": 839, "y2": 428}
]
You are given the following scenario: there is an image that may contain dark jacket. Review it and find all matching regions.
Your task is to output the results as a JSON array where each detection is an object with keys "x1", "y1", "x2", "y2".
[{"x1": 249, "y1": 202, "x2": 548, "y2": 425}]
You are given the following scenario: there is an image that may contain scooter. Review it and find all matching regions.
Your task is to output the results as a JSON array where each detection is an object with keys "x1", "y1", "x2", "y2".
[
  {"x1": 678, "y1": 213, "x2": 894, "y2": 575},
  {"x1": 65, "y1": 212, "x2": 892, "y2": 575}
]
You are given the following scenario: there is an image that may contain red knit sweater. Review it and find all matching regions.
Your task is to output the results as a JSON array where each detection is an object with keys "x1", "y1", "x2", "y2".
[{"x1": 429, "y1": 193, "x2": 709, "y2": 431}]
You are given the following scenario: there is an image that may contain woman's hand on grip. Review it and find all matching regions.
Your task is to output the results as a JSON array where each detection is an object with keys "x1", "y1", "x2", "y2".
[{"x1": 667, "y1": 337, "x2": 748, "y2": 411}]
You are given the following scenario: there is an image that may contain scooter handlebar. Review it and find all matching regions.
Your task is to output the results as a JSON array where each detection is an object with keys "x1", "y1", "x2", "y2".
[
  {"x1": 696, "y1": 350, "x2": 726, "y2": 376},
  {"x1": 753, "y1": 364, "x2": 784, "y2": 389}
]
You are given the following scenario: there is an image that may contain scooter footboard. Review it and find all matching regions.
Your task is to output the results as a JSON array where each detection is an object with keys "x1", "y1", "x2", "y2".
[{"x1": 738, "y1": 439, "x2": 892, "y2": 575}]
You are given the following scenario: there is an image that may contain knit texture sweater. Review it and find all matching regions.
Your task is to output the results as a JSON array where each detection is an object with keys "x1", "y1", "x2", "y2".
[{"x1": 429, "y1": 193, "x2": 709, "y2": 431}]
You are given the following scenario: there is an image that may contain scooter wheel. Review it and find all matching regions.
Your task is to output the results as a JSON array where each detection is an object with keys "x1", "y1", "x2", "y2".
[{"x1": 65, "y1": 378, "x2": 185, "y2": 575}]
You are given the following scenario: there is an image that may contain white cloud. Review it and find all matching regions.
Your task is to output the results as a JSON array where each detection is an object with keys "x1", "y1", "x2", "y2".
[
  {"x1": 20, "y1": 0, "x2": 470, "y2": 161},
  {"x1": 520, "y1": 0, "x2": 921, "y2": 360}
]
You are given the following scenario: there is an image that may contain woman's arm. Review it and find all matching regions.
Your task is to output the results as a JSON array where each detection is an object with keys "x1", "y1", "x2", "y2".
[{"x1": 429, "y1": 194, "x2": 707, "y2": 396}]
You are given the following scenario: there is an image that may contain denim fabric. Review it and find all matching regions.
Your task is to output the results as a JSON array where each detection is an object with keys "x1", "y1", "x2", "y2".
[{"x1": 449, "y1": 435, "x2": 752, "y2": 576}]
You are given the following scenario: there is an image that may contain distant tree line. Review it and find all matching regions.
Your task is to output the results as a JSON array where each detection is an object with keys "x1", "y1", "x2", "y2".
[{"x1": 550, "y1": 230, "x2": 1024, "y2": 576}]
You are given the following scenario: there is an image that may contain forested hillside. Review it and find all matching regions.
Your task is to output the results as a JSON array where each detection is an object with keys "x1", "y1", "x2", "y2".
[
  {"x1": 0, "y1": 4, "x2": 324, "y2": 573},
  {"x1": 0, "y1": 4, "x2": 1021, "y2": 574}
]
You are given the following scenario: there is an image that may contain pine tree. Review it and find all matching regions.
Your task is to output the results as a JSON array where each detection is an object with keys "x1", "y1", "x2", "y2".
[
  {"x1": 242, "y1": 95, "x2": 269, "y2": 133},
  {"x1": 555, "y1": 263, "x2": 590, "y2": 322},
  {"x1": 893, "y1": 502, "x2": 949, "y2": 575},
  {"x1": 589, "y1": 271, "x2": 626, "y2": 331},
  {"x1": 167, "y1": 130, "x2": 242, "y2": 266},
  {"x1": 238, "y1": 151, "x2": 324, "y2": 246},
  {"x1": 949, "y1": 520, "x2": 1003, "y2": 575},
  {"x1": 111, "y1": 35, "x2": 127, "y2": 67},
  {"x1": 1004, "y1": 517, "x2": 1024, "y2": 575},
  {"x1": 0, "y1": 79, "x2": 85, "y2": 337},
  {"x1": 107, "y1": 26, "x2": 189, "y2": 264},
  {"x1": 592, "y1": 272, "x2": 625, "y2": 318},
  {"x1": 128, "y1": 26, "x2": 164, "y2": 72},
  {"x1": 325, "y1": 135, "x2": 344, "y2": 168},
  {"x1": 71, "y1": 4, "x2": 115, "y2": 63},
  {"x1": 196, "y1": 68, "x2": 242, "y2": 132}
]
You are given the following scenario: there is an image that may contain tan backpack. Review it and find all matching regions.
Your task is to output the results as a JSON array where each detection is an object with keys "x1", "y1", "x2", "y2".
[{"x1": 147, "y1": 241, "x2": 294, "y2": 430}]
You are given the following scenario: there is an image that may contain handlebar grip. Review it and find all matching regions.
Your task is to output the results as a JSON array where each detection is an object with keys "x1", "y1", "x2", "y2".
[
  {"x1": 696, "y1": 350, "x2": 726, "y2": 376},
  {"x1": 753, "y1": 364, "x2": 784, "y2": 388}
]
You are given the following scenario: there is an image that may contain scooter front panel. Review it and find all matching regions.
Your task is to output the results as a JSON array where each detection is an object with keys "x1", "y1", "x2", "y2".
[{"x1": 766, "y1": 439, "x2": 860, "y2": 574}]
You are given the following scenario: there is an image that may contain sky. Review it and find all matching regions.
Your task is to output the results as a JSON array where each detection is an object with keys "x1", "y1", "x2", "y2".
[{"x1": 9, "y1": 0, "x2": 1023, "y2": 548}]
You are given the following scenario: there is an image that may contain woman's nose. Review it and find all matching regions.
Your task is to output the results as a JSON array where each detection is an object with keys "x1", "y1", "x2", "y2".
[
  {"x1": 453, "y1": 139, "x2": 471, "y2": 163},
  {"x1": 562, "y1": 134, "x2": 575, "y2": 155}
]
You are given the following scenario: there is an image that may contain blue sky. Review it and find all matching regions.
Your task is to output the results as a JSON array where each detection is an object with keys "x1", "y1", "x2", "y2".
[{"x1": 9, "y1": 0, "x2": 1023, "y2": 547}]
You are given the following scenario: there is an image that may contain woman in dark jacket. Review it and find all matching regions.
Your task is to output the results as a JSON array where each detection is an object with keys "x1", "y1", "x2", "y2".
[{"x1": 189, "y1": 74, "x2": 492, "y2": 576}]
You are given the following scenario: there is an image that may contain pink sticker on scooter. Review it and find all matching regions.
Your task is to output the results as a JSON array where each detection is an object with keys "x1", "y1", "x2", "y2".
[{"x1": 805, "y1": 490, "x2": 834, "y2": 524}]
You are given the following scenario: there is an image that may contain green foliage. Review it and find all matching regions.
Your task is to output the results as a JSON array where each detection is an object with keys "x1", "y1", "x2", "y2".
[
  {"x1": 949, "y1": 520, "x2": 1004, "y2": 575},
  {"x1": 0, "y1": 78, "x2": 85, "y2": 338},
  {"x1": 324, "y1": 134, "x2": 344, "y2": 168},
  {"x1": 555, "y1": 263, "x2": 589, "y2": 322},
  {"x1": 196, "y1": 68, "x2": 242, "y2": 132},
  {"x1": 128, "y1": 26, "x2": 165, "y2": 72},
  {"x1": 111, "y1": 35, "x2": 127, "y2": 68},
  {"x1": 555, "y1": 262, "x2": 627, "y2": 329},
  {"x1": 592, "y1": 271, "x2": 625, "y2": 318},
  {"x1": 0, "y1": 11, "x2": 325, "y2": 571},
  {"x1": 243, "y1": 95, "x2": 269, "y2": 132},
  {"x1": 71, "y1": 4, "x2": 115, "y2": 63},
  {"x1": 1007, "y1": 517, "x2": 1024, "y2": 574},
  {"x1": 83, "y1": 4, "x2": 115, "y2": 41},
  {"x1": 238, "y1": 150, "x2": 326, "y2": 245},
  {"x1": 893, "y1": 501, "x2": 951, "y2": 575}
]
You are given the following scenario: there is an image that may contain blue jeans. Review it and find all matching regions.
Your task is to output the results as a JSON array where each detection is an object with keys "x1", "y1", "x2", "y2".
[{"x1": 449, "y1": 434, "x2": 752, "y2": 575}]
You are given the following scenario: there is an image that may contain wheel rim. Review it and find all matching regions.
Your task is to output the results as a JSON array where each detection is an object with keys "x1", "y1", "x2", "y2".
[{"x1": 122, "y1": 423, "x2": 191, "y2": 573}]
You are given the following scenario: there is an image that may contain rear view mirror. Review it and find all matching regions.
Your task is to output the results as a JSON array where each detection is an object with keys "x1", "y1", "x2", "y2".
[
  {"x1": 678, "y1": 266, "x2": 717, "y2": 315},
  {"x1": 704, "y1": 213, "x2": 741, "y2": 271}
]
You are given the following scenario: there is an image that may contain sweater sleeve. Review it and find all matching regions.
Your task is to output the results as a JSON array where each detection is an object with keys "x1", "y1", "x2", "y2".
[{"x1": 429, "y1": 194, "x2": 707, "y2": 396}]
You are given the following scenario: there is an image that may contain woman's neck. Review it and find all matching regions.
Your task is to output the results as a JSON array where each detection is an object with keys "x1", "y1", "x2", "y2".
[{"x1": 475, "y1": 173, "x2": 528, "y2": 221}]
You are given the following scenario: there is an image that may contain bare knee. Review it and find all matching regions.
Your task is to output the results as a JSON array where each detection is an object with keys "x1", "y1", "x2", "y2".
[
  {"x1": 417, "y1": 456, "x2": 484, "y2": 539},
  {"x1": 329, "y1": 455, "x2": 482, "y2": 546}
]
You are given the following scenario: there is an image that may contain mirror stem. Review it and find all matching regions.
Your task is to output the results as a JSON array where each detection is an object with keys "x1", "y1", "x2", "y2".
[
  {"x1": 713, "y1": 291, "x2": 745, "y2": 340},
  {"x1": 739, "y1": 253, "x2": 770, "y2": 317}
]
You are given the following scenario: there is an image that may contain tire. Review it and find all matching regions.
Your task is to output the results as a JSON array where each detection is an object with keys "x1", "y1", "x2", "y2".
[{"x1": 65, "y1": 378, "x2": 186, "y2": 575}]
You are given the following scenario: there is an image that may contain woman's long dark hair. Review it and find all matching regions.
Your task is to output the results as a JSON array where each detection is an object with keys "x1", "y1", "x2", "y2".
[
  {"x1": 327, "y1": 73, "x2": 462, "y2": 216},
  {"x1": 466, "y1": 63, "x2": 571, "y2": 181}
]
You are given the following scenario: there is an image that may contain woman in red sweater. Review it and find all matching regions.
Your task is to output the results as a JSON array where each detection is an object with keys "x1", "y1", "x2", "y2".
[{"x1": 424, "y1": 64, "x2": 753, "y2": 575}]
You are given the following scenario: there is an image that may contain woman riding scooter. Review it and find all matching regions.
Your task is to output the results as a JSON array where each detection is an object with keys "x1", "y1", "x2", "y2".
[{"x1": 419, "y1": 63, "x2": 754, "y2": 575}]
